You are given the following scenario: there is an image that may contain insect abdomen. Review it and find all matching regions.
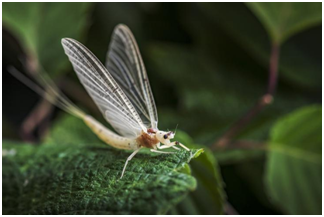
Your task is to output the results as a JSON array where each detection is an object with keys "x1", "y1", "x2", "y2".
[{"x1": 83, "y1": 115, "x2": 137, "y2": 150}]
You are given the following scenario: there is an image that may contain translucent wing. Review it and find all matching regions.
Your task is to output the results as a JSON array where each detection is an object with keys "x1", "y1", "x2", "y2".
[
  {"x1": 62, "y1": 38, "x2": 146, "y2": 138},
  {"x1": 106, "y1": 24, "x2": 158, "y2": 129}
]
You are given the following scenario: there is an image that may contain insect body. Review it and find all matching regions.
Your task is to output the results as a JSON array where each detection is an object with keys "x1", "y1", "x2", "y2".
[{"x1": 10, "y1": 24, "x2": 190, "y2": 178}]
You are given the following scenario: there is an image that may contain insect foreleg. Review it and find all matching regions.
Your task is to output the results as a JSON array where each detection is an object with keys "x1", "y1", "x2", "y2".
[
  {"x1": 120, "y1": 148, "x2": 141, "y2": 179},
  {"x1": 177, "y1": 142, "x2": 190, "y2": 151},
  {"x1": 158, "y1": 145, "x2": 176, "y2": 149},
  {"x1": 171, "y1": 146, "x2": 180, "y2": 150},
  {"x1": 158, "y1": 141, "x2": 177, "y2": 150},
  {"x1": 158, "y1": 141, "x2": 190, "y2": 151}
]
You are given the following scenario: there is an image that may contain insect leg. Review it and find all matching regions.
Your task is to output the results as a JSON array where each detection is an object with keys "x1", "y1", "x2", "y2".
[
  {"x1": 157, "y1": 142, "x2": 179, "y2": 150},
  {"x1": 158, "y1": 145, "x2": 176, "y2": 149},
  {"x1": 171, "y1": 146, "x2": 180, "y2": 150},
  {"x1": 158, "y1": 141, "x2": 178, "y2": 150},
  {"x1": 177, "y1": 142, "x2": 190, "y2": 151},
  {"x1": 159, "y1": 141, "x2": 190, "y2": 151},
  {"x1": 120, "y1": 148, "x2": 141, "y2": 179},
  {"x1": 150, "y1": 149, "x2": 175, "y2": 154}
]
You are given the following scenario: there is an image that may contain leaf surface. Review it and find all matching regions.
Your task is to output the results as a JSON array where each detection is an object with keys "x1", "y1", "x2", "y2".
[
  {"x1": 265, "y1": 105, "x2": 322, "y2": 214},
  {"x1": 3, "y1": 115, "x2": 203, "y2": 214}
]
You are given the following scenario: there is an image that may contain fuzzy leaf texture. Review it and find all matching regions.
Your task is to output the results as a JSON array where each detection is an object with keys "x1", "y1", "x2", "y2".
[
  {"x1": 3, "y1": 115, "x2": 204, "y2": 214},
  {"x1": 45, "y1": 115, "x2": 226, "y2": 214},
  {"x1": 265, "y1": 105, "x2": 322, "y2": 214}
]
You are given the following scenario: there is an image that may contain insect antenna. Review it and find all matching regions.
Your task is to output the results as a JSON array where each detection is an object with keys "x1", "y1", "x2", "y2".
[{"x1": 174, "y1": 124, "x2": 179, "y2": 134}]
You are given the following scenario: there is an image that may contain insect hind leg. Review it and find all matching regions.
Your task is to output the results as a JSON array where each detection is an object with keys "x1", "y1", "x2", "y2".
[{"x1": 120, "y1": 148, "x2": 141, "y2": 179}]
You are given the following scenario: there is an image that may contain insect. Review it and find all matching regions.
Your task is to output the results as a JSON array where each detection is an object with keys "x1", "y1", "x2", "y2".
[{"x1": 10, "y1": 24, "x2": 190, "y2": 178}]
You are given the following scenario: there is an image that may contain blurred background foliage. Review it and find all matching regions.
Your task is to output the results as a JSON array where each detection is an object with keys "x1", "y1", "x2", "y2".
[{"x1": 2, "y1": 2, "x2": 322, "y2": 215}]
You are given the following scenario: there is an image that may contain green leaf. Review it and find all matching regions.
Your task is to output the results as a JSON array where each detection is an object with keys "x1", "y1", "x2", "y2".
[
  {"x1": 265, "y1": 105, "x2": 322, "y2": 214},
  {"x1": 247, "y1": 2, "x2": 322, "y2": 43},
  {"x1": 2, "y1": 2, "x2": 91, "y2": 76},
  {"x1": 47, "y1": 115, "x2": 225, "y2": 214},
  {"x1": 3, "y1": 115, "x2": 203, "y2": 214},
  {"x1": 170, "y1": 131, "x2": 226, "y2": 214},
  {"x1": 3, "y1": 140, "x2": 202, "y2": 214}
]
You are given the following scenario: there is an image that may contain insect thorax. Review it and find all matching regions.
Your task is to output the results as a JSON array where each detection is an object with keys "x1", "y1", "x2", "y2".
[{"x1": 136, "y1": 131, "x2": 159, "y2": 148}]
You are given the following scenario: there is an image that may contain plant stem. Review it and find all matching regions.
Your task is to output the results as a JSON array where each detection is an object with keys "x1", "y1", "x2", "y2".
[
  {"x1": 267, "y1": 42, "x2": 280, "y2": 95},
  {"x1": 20, "y1": 97, "x2": 54, "y2": 142},
  {"x1": 212, "y1": 43, "x2": 280, "y2": 150}
]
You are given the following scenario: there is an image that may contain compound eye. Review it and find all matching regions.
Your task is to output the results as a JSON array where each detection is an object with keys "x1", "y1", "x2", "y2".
[{"x1": 163, "y1": 134, "x2": 168, "y2": 139}]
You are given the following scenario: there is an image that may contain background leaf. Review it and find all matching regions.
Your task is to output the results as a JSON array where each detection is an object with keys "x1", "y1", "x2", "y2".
[
  {"x1": 265, "y1": 105, "x2": 322, "y2": 214},
  {"x1": 197, "y1": 2, "x2": 322, "y2": 89},
  {"x1": 247, "y1": 2, "x2": 322, "y2": 43},
  {"x1": 2, "y1": 2, "x2": 91, "y2": 76}
]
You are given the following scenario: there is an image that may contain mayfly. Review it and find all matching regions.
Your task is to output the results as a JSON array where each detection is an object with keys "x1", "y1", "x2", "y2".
[{"x1": 9, "y1": 24, "x2": 190, "y2": 178}]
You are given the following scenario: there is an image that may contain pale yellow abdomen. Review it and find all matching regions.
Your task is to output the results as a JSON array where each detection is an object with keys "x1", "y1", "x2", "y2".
[{"x1": 83, "y1": 115, "x2": 138, "y2": 150}]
